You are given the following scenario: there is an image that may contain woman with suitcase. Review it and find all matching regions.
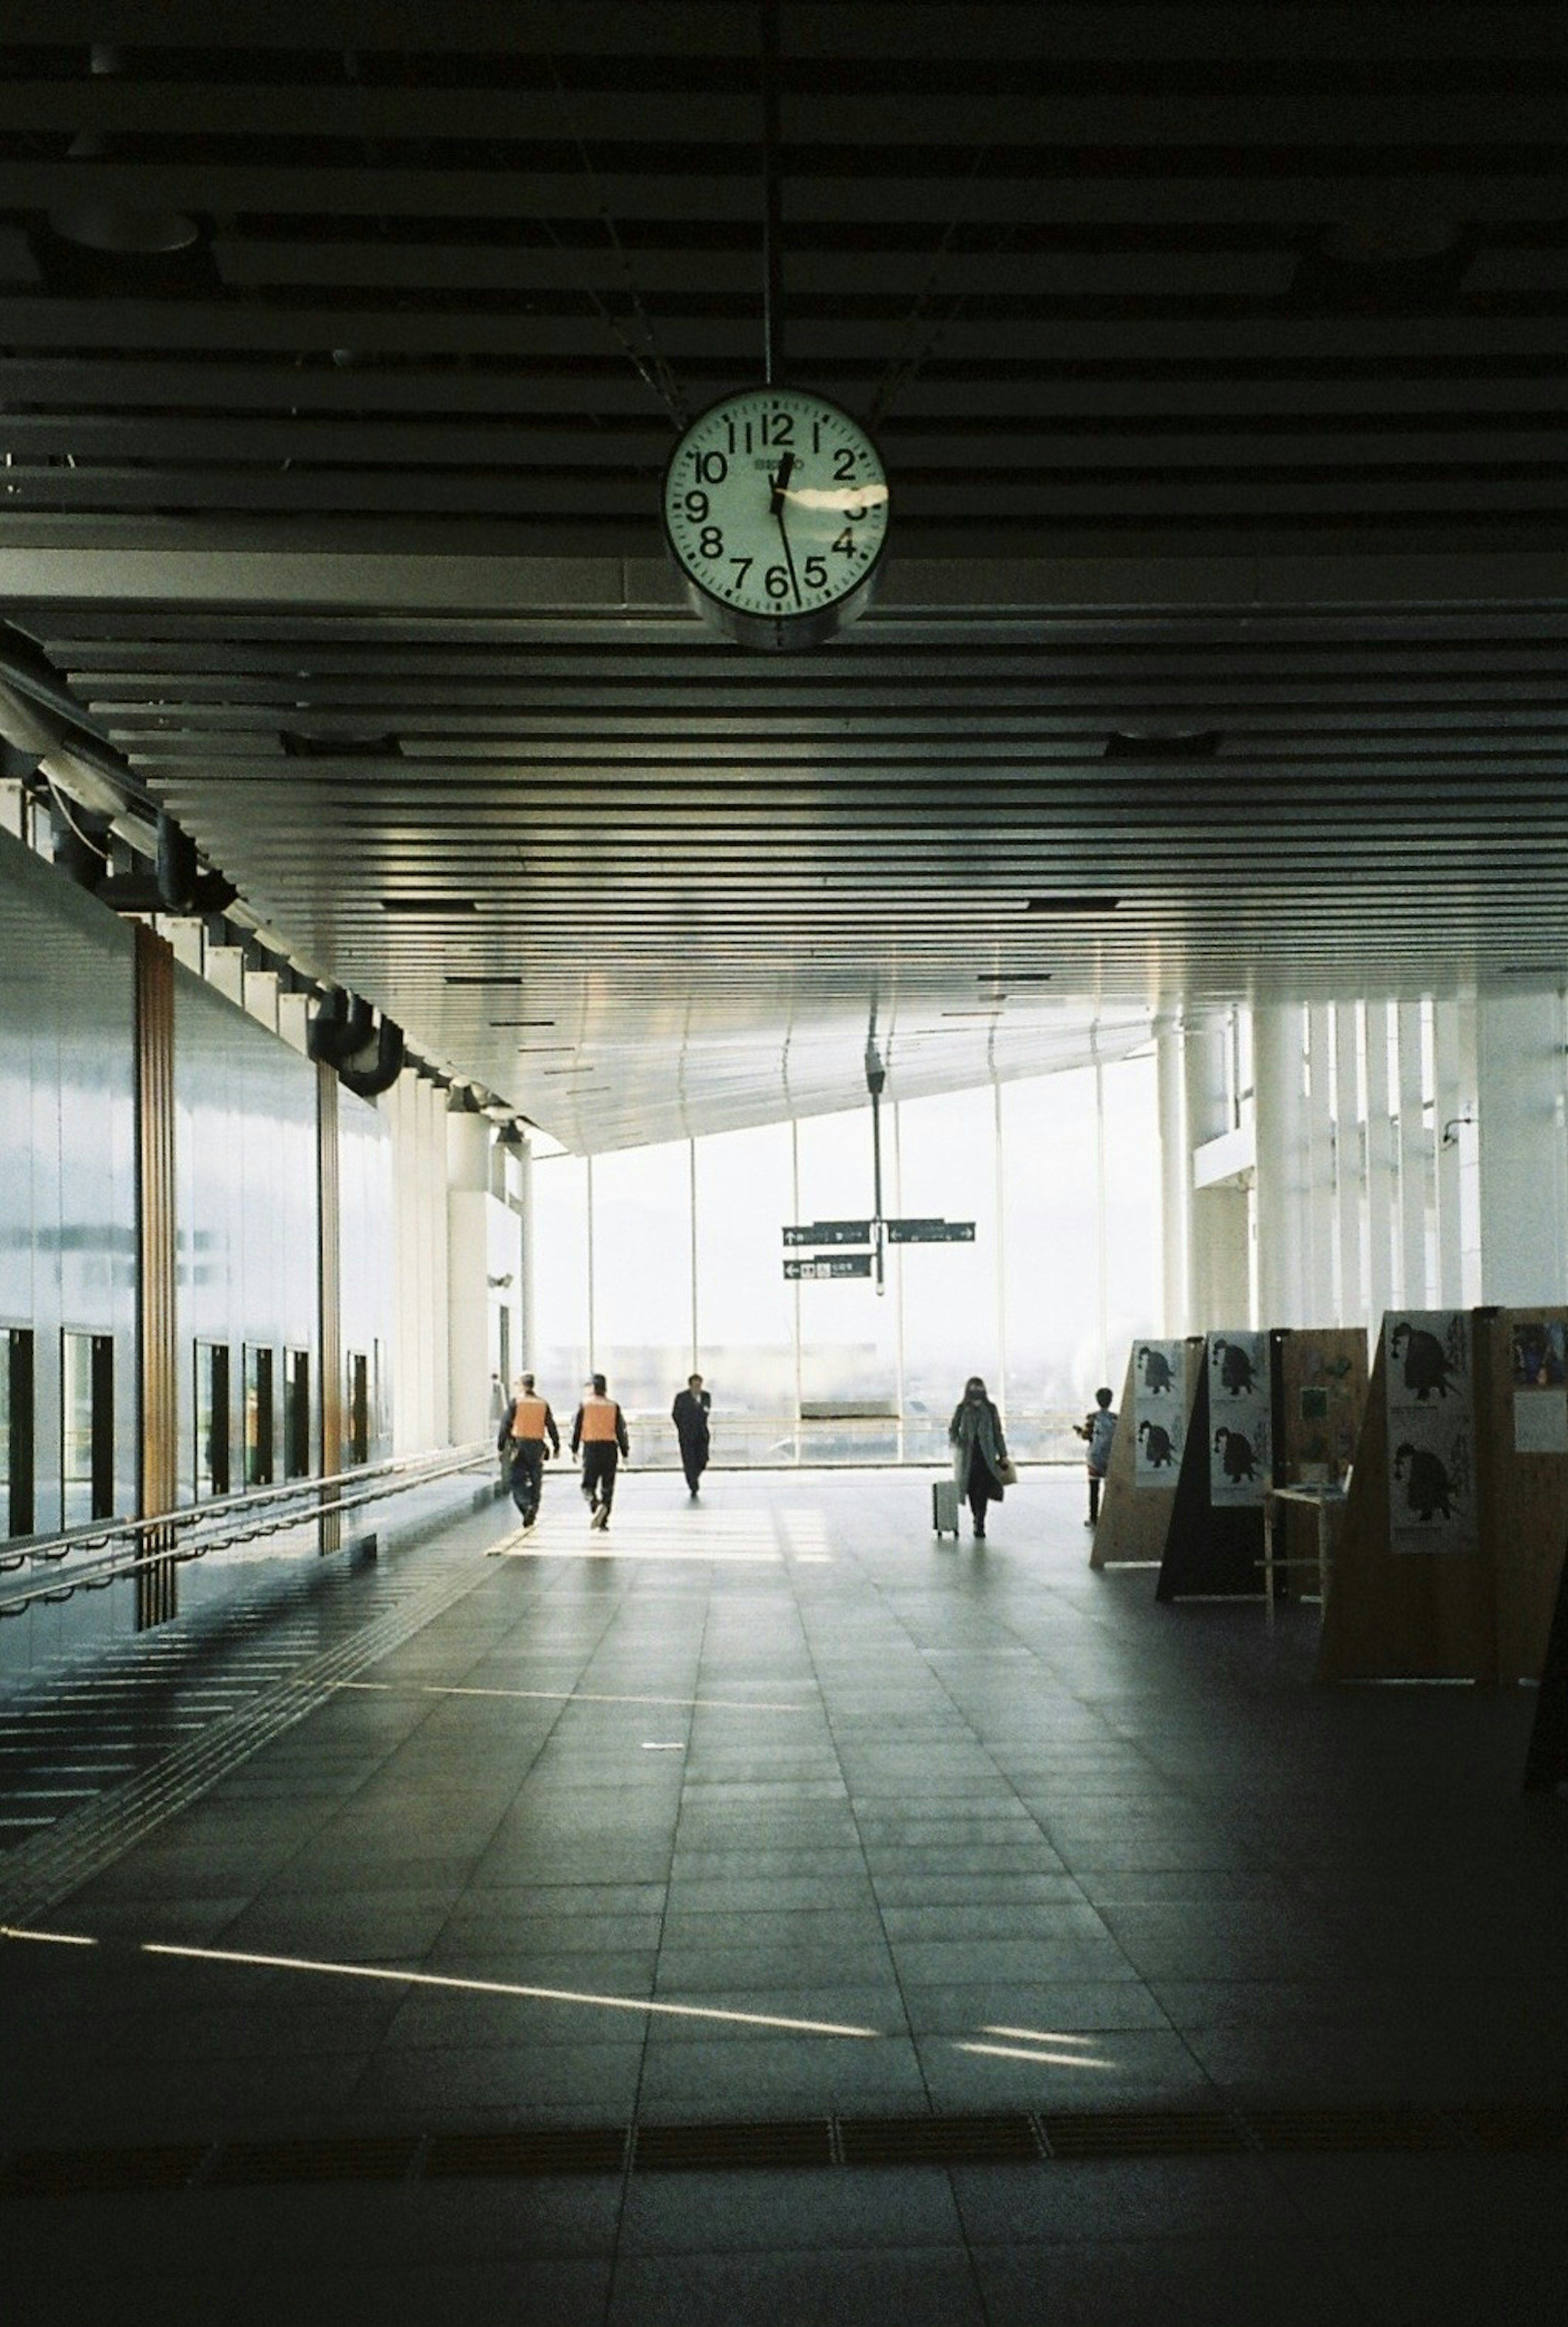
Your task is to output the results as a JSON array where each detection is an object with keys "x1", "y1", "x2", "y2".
[{"x1": 948, "y1": 1375, "x2": 1011, "y2": 1540}]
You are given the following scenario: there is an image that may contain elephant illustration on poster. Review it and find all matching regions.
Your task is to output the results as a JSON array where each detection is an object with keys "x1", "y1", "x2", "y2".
[
  {"x1": 1390, "y1": 1322, "x2": 1459, "y2": 1402},
  {"x1": 1211, "y1": 1339, "x2": 1257, "y2": 1397},
  {"x1": 1392, "y1": 1441, "x2": 1457, "y2": 1521},
  {"x1": 1138, "y1": 1418, "x2": 1176, "y2": 1468},
  {"x1": 1213, "y1": 1425, "x2": 1258, "y2": 1484}
]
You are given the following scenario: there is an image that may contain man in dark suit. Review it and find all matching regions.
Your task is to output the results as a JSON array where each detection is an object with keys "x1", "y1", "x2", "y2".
[{"x1": 671, "y1": 1373, "x2": 712, "y2": 1496}]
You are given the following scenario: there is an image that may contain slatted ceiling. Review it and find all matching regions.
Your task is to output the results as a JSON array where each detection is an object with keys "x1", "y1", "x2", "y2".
[{"x1": 1, "y1": 7, "x2": 1567, "y2": 1152}]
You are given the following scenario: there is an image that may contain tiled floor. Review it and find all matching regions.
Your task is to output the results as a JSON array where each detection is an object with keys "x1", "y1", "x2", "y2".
[{"x1": 2, "y1": 1467, "x2": 1566, "y2": 2323}]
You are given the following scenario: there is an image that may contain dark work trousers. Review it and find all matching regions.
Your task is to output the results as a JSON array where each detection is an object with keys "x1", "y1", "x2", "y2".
[
  {"x1": 1088, "y1": 1467, "x2": 1105, "y2": 1523},
  {"x1": 581, "y1": 1442, "x2": 619, "y2": 1516},
  {"x1": 678, "y1": 1435, "x2": 708, "y2": 1493},
  {"x1": 508, "y1": 1444, "x2": 544, "y2": 1523}
]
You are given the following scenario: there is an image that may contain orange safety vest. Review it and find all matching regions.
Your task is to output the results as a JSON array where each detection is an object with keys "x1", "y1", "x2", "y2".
[
  {"x1": 578, "y1": 1394, "x2": 620, "y2": 1443},
  {"x1": 508, "y1": 1395, "x2": 549, "y2": 1441}
]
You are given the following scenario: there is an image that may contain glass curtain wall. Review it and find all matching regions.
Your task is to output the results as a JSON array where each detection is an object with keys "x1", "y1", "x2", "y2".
[{"x1": 529, "y1": 1056, "x2": 1159, "y2": 1466}]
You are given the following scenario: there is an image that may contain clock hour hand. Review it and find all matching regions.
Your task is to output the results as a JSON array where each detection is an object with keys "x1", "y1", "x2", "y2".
[{"x1": 770, "y1": 451, "x2": 802, "y2": 604}]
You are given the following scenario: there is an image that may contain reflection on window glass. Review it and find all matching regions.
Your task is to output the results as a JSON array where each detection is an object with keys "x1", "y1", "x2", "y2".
[
  {"x1": 195, "y1": 1341, "x2": 230, "y2": 1500},
  {"x1": 3, "y1": 1326, "x2": 34, "y2": 1537},
  {"x1": 62, "y1": 1331, "x2": 114, "y2": 1525},
  {"x1": 347, "y1": 1351, "x2": 370, "y2": 1466},
  {"x1": 244, "y1": 1344, "x2": 274, "y2": 1487},
  {"x1": 283, "y1": 1348, "x2": 311, "y2": 1479}
]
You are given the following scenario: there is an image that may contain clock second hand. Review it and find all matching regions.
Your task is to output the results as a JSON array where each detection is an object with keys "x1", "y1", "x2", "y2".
[{"x1": 770, "y1": 451, "x2": 803, "y2": 606}]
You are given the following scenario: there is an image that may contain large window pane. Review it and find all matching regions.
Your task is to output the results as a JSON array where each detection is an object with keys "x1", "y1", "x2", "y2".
[
  {"x1": 792, "y1": 1108, "x2": 896, "y2": 1454},
  {"x1": 589, "y1": 1141, "x2": 693, "y2": 1429},
  {"x1": 693, "y1": 1120, "x2": 795, "y2": 1462},
  {"x1": 1100, "y1": 1051, "x2": 1162, "y2": 1388},
  {"x1": 527, "y1": 1060, "x2": 1161, "y2": 1469},
  {"x1": 529, "y1": 1154, "x2": 590, "y2": 1412},
  {"x1": 996, "y1": 1068, "x2": 1101, "y2": 1455},
  {"x1": 892, "y1": 1085, "x2": 1000, "y2": 1458}
]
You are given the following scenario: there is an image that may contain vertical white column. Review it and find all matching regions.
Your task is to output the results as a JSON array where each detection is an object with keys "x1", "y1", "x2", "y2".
[
  {"x1": 1432, "y1": 995, "x2": 1469, "y2": 1306},
  {"x1": 1334, "y1": 1002, "x2": 1366, "y2": 1326},
  {"x1": 1395, "y1": 1000, "x2": 1428, "y2": 1308},
  {"x1": 446, "y1": 1106, "x2": 492, "y2": 1444},
  {"x1": 519, "y1": 1133, "x2": 536, "y2": 1372},
  {"x1": 1364, "y1": 1000, "x2": 1397, "y2": 1322},
  {"x1": 387, "y1": 1070, "x2": 450, "y2": 1452},
  {"x1": 584, "y1": 1152, "x2": 596, "y2": 1369},
  {"x1": 1253, "y1": 1003, "x2": 1306, "y2": 1325},
  {"x1": 1156, "y1": 1015, "x2": 1189, "y2": 1335},
  {"x1": 1185, "y1": 1010, "x2": 1250, "y2": 1328},
  {"x1": 1093, "y1": 1059, "x2": 1109, "y2": 1383},
  {"x1": 1304, "y1": 1004, "x2": 1337, "y2": 1323},
  {"x1": 1475, "y1": 987, "x2": 1568, "y2": 1304}
]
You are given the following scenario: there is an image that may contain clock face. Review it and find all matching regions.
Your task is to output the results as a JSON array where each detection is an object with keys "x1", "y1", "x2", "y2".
[{"x1": 662, "y1": 387, "x2": 890, "y2": 649}]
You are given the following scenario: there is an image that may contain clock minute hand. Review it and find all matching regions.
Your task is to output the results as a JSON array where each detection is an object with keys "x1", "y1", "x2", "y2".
[
  {"x1": 770, "y1": 451, "x2": 802, "y2": 605},
  {"x1": 768, "y1": 449, "x2": 795, "y2": 517}
]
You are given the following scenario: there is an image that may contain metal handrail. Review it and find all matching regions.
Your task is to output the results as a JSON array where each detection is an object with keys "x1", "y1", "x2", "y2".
[{"x1": 0, "y1": 1443, "x2": 492, "y2": 1619}]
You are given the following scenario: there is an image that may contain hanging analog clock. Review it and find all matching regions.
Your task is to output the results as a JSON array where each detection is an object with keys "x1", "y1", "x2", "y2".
[{"x1": 661, "y1": 386, "x2": 890, "y2": 650}]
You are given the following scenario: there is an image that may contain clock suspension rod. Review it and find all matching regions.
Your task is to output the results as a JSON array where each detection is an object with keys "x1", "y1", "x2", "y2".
[{"x1": 760, "y1": 0, "x2": 785, "y2": 386}]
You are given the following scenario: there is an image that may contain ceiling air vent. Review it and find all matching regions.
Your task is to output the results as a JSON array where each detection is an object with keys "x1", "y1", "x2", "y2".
[
  {"x1": 1102, "y1": 732, "x2": 1220, "y2": 761},
  {"x1": 280, "y1": 730, "x2": 402, "y2": 758}
]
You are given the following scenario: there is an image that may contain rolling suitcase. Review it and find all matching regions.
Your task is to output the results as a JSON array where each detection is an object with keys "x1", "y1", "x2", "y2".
[{"x1": 932, "y1": 1478, "x2": 961, "y2": 1538}]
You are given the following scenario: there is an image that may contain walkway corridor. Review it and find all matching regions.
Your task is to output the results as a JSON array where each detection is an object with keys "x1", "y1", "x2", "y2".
[{"x1": 2, "y1": 1469, "x2": 1565, "y2": 2323}]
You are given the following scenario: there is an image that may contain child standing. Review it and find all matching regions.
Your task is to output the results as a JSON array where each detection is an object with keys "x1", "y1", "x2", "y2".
[{"x1": 1074, "y1": 1386, "x2": 1118, "y2": 1526}]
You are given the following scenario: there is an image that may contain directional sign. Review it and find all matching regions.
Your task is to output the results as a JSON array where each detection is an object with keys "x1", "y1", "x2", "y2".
[
  {"x1": 886, "y1": 1218, "x2": 976, "y2": 1244},
  {"x1": 782, "y1": 1220, "x2": 872, "y2": 1248},
  {"x1": 784, "y1": 1255, "x2": 874, "y2": 1281}
]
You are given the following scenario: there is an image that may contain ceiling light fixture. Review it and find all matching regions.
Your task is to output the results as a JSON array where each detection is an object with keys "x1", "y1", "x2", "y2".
[
  {"x1": 1025, "y1": 897, "x2": 1120, "y2": 914},
  {"x1": 45, "y1": 47, "x2": 200, "y2": 256},
  {"x1": 379, "y1": 897, "x2": 479, "y2": 916}
]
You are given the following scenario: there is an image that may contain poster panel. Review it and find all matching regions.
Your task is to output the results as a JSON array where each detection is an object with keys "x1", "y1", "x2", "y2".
[
  {"x1": 1132, "y1": 1339, "x2": 1185, "y2": 1486},
  {"x1": 1207, "y1": 1331, "x2": 1270, "y2": 1506},
  {"x1": 1511, "y1": 1320, "x2": 1568, "y2": 1454},
  {"x1": 1385, "y1": 1309, "x2": 1477, "y2": 1553}
]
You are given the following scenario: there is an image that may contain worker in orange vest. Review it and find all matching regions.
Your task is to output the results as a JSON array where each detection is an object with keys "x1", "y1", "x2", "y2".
[
  {"x1": 497, "y1": 1372, "x2": 559, "y2": 1531},
  {"x1": 571, "y1": 1372, "x2": 630, "y2": 1531}
]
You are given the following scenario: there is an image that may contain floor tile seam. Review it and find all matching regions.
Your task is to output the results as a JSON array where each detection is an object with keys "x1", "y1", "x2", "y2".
[
  {"x1": 780, "y1": 1547, "x2": 930, "y2": 2089},
  {"x1": 0, "y1": 1554, "x2": 503, "y2": 1926},
  {"x1": 836, "y1": 1552, "x2": 1214, "y2": 2078},
  {"x1": 611, "y1": 1563, "x2": 722, "y2": 2278},
  {"x1": 842, "y1": 1569, "x2": 1119, "y2": 1938}
]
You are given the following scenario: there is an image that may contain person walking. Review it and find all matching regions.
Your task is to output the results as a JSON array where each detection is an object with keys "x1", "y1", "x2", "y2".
[
  {"x1": 1074, "y1": 1385, "x2": 1118, "y2": 1527},
  {"x1": 496, "y1": 1371, "x2": 559, "y2": 1532},
  {"x1": 948, "y1": 1374, "x2": 1010, "y2": 1540},
  {"x1": 572, "y1": 1372, "x2": 630, "y2": 1530},
  {"x1": 671, "y1": 1373, "x2": 712, "y2": 1496}
]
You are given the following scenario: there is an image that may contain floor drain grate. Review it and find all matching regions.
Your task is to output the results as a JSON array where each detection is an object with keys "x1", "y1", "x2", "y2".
[
  {"x1": 1448, "y1": 2106, "x2": 1568, "y2": 2154},
  {"x1": 423, "y1": 2128, "x2": 629, "y2": 2179},
  {"x1": 9, "y1": 2101, "x2": 1568, "y2": 2195},
  {"x1": 635, "y1": 2120, "x2": 834, "y2": 2171},
  {"x1": 1245, "y1": 2109, "x2": 1454, "y2": 2155},
  {"x1": 1, "y1": 2143, "x2": 209, "y2": 2195},
  {"x1": 838, "y1": 2114, "x2": 1042, "y2": 2167},
  {"x1": 1040, "y1": 2111, "x2": 1249, "y2": 2159},
  {"x1": 201, "y1": 2137, "x2": 421, "y2": 2186}
]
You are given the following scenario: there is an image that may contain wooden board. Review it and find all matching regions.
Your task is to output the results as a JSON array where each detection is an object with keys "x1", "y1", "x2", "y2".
[
  {"x1": 1156, "y1": 1355, "x2": 1266, "y2": 1602},
  {"x1": 1091, "y1": 1339, "x2": 1202, "y2": 1571},
  {"x1": 1272, "y1": 1325, "x2": 1369, "y2": 1592},
  {"x1": 1523, "y1": 1534, "x2": 1568, "y2": 1791},
  {"x1": 1316, "y1": 1318, "x2": 1496, "y2": 1682},
  {"x1": 1477, "y1": 1307, "x2": 1568, "y2": 1682}
]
